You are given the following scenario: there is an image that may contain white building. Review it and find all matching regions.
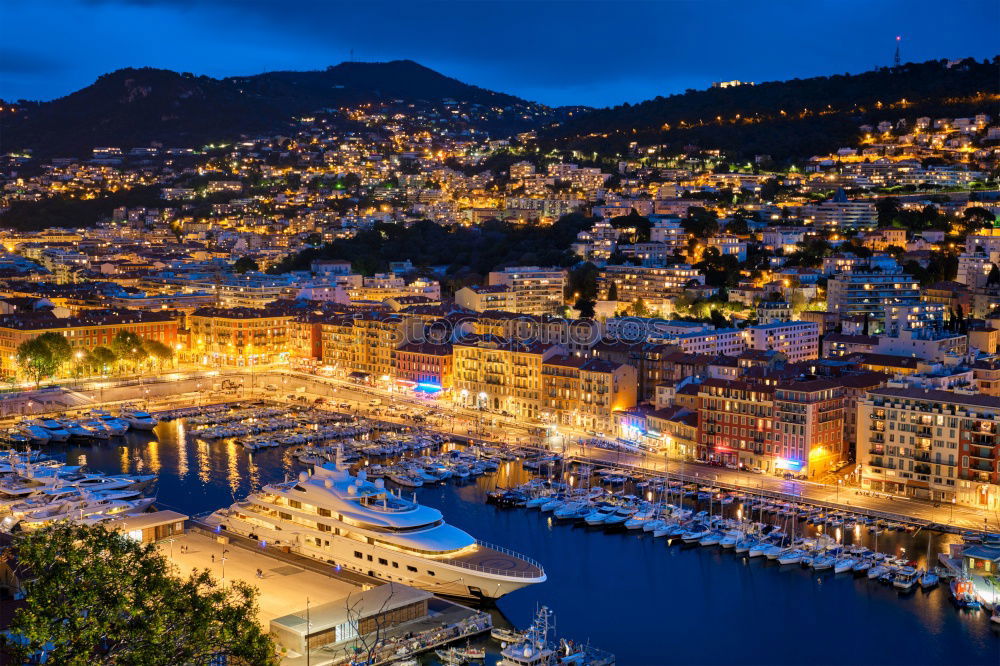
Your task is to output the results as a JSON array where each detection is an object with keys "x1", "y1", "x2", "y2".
[{"x1": 743, "y1": 322, "x2": 820, "y2": 362}]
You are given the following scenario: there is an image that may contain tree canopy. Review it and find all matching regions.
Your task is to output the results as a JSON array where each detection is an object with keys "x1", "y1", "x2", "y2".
[{"x1": 1, "y1": 523, "x2": 277, "y2": 665}]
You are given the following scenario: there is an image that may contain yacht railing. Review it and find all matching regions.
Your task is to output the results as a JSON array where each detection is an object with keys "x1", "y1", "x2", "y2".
[{"x1": 437, "y1": 539, "x2": 545, "y2": 579}]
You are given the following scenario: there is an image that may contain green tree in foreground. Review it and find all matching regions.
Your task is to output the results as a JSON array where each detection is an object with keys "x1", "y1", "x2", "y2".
[{"x1": 1, "y1": 523, "x2": 278, "y2": 665}]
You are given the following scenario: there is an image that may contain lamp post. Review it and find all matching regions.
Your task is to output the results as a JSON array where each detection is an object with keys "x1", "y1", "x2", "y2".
[
  {"x1": 951, "y1": 497, "x2": 956, "y2": 522},
  {"x1": 220, "y1": 548, "x2": 229, "y2": 588}
]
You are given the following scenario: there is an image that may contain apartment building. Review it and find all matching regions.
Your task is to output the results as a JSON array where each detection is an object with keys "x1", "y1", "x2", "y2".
[
  {"x1": 598, "y1": 264, "x2": 705, "y2": 302},
  {"x1": 540, "y1": 355, "x2": 637, "y2": 435},
  {"x1": 743, "y1": 322, "x2": 820, "y2": 362},
  {"x1": 826, "y1": 271, "x2": 921, "y2": 323},
  {"x1": 773, "y1": 379, "x2": 844, "y2": 479},
  {"x1": 454, "y1": 285, "x2": 515, "y2": 313},
  {"x1": 486, "y1": 266, "x2": 566, "y2": 316},
  {"x1": 696, "y1": 378, "x2": 778, "y2": 470},
  {"x1": 452, "y1": 335, "x2": 562, "y2": 420},
  {"x1": 802, "y1": 197, "x2": 877, "y2": 229},
  {"x1": 393, "y1": 342, "x2": 453, "y2": 390},
  {"x1": 0, "y1": 309, "x2": 180, "y2": 374},
  {"x1": 189, "y1": 306, "x2": 293, "y2": 366},
  {"x1": 670, "y1": 328, "x2": 745, "y2": 356},
  {"x1": 858, "y1": 387, "x2": 1000, "y2": 508}
]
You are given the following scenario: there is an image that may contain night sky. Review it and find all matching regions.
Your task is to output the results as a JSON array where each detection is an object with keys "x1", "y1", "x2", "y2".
[{"x1": 3, "y1": 0, "x2": 998, "y2": 107}]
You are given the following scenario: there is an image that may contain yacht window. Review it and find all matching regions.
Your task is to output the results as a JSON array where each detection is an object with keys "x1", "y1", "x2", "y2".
[
  {"x1": 392, "y1": 562, "x2": 398, "y2": 568},
  {"x1": 318, "y1": 508, "x2": 331, "y2": 517},
  {"x1": 427, "y1": 571, "x2": 435, "y2": 576},
  {"x1": 367, "y1": 555, "x2": 373, "y2": 562},
  {"x1": 293, "y1": 485, "x2": 306, "y2": 492},
  {"x1": 378, "y1": 558, "x2": 388, "y2": 565},
  {"x1": 354, "y1": 551, "x2": 362, "y2": 559},
  {"x1": 289, "y1": 500, "x2": 302, "y2": 509},
  {"x1": 407, "y1": 565, "x2": 417, "y2": 572}
]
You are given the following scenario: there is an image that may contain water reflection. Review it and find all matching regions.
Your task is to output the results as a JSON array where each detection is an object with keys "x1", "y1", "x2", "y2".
[
  {"x1": 46, "y1": 420, "x2": 998, "y2": 665},
  {"x1": 175, "y1": 420, "x2": 187, "y2": 478}
]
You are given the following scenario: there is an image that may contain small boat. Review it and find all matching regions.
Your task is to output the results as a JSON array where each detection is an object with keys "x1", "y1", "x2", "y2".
[
  {"x1": 893, "y1": 567, "x2": 919, "y2": 591},
  {"x1": 919, "y1": 570, "x2": 939, "y2": 589},
  {"x1": 387, "y1": 472, "x2": 422, "y2": 488},
  {"x1": 834, "y1": 556, "x2": 857, "y2": 574},
  {"x1": 778, "y1": 549, "x2": 804, "y2": 565},
  {"x1": 120, "y1": 407, "x2": 158, "y2": 431},
  {"x1": 992, "y1": 603, "x2": 1000, "y2": 625},
  {"x1": 491, "y1": 626, "x2": 524, "y2": 644},
  {"x1": 17, "y1": 424, "x2": 51, "y2": 446},
  {"x1": 852, "y1": 559, "x2": 872, "y2": 575},
  {"x1": 868, "y1": 564, "x2": 889, "y2": 580},
  {"x1": 584, "y1": 507, "x2": 615, "y2": 526},
  {"x1": 950, "y1": 577, "x2": 981, "y2": 610}
]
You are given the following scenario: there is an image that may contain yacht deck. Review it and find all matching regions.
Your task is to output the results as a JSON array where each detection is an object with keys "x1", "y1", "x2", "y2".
[{"x1": 447, "y1": 543, "x2": 545, "y2": 579}]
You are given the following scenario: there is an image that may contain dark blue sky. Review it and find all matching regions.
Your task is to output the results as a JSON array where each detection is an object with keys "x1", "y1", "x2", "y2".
[{"x1": 3, "y1": 0, "x2": 998, "y2": 107}]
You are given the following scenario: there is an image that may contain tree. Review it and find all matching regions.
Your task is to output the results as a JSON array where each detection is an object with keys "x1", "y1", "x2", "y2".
[
  {"x1": 35, "y1": 332, "x2": 71, "y2": 369},
  {"x1": 709, "y1": 308, "x2": 729, "y2": 329},
  {"x1": 233, "y1": 256, "x2": 259, "y2": 274},
  {"x1": 574, "y1": 297, "x2": 596, "y2": 319},
  {"x1": 1, "y1": 523, "x2": 277, "y2": 665},
  {"x1": 89, "y1": 346, "x2": 116, "y2": 374},
  {"x1": 988, "y1": 264, "x2": 1000, "y2": 288},
  {"x1": 15, "y1": 337, "x2": 57, "y2": 388},
  {"x1": 110, "y1": 331, "x2": 145, "y2": 369},
  {"x1": 144, "y1": 340, "x2": 175, "y2": 368},
  {"x1": 606, "y1": 281, "x2": 619, "y2": 301},
  {"x1": 629, "y1": 298, "x2": 652, "y2": 317}
]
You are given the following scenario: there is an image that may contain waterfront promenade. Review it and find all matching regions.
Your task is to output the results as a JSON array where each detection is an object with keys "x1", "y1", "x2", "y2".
[{"x1": 6, "y1": 366, "x2": 996, "y2": 534}]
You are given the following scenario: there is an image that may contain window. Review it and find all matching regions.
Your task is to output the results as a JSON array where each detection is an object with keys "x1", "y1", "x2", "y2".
[
  {"x1": 378, "y1": 558, "x2": 388, "y2": 565},
  {"x1": 428, "y1": 570, "x2": 435, "y2": 576},
  {"x1": 392, "y1": 562, "x2": 399, "y2": 568},
  {"x1": 367, "y1": 555, "x2": 373, "y2": 562},
  {"x1": 407, "y1": 565, "x2": 417, "y2": 572}
]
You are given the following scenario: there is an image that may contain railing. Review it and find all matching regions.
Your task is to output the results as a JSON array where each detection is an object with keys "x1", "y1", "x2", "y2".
[{"x1": 436, "y1": 540, "x2": 545, "y2": 579}]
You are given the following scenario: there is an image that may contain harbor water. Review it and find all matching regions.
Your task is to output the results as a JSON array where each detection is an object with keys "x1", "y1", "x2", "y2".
[{"x1": 58, "y1": 421, "x2": 1000, "y2": 666}]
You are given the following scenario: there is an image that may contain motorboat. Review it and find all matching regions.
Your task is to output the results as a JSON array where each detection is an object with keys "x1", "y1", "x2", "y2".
[
  {"x1": 584, "y1": 507, "x2": 615, "y2": 526},
  {"x1": 29, "y1": 419, "x2": 70, "y2": 442},
  {"x1": 553, "y1": 501, "x2": 589, "y2": 521},
  {"x1": 950, "y1": 577, "x2": 981, "y2": 609},
  {"x1": 893, "y1": 567, "x2": 919, "y2": 591},
  {"x1": 16, "y1": 424, "x2": 50, "y2": 446},
  {"x1": 120, "y1": 407, "x2": 158, "y2": 431},
  {"x1": 88, "y1": 411, "x2": 130, "y2": 436}
]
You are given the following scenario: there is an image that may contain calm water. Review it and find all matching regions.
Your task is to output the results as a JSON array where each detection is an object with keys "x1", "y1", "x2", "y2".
[{"x1": 58, "y1": 421, "x2": 1000, "y2": 666}]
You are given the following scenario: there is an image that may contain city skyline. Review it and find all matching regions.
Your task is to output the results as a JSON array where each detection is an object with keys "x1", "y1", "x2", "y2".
[{"x1": 2, "y1": 0, "x2": 998, "y2": 106}]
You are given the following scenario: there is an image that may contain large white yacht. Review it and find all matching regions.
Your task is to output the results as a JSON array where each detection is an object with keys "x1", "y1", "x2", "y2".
[{"x1": 206, "y1": 455, "x2": 546, "y2": 600}]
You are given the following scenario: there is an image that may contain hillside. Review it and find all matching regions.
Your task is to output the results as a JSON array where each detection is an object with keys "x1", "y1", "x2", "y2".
[
  {"x1": 0, "y1": 60, "x2": 538, "y2": 157},
  {"x1": 545, "y1": 57, "x2": 1000, "y2": 161}
]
